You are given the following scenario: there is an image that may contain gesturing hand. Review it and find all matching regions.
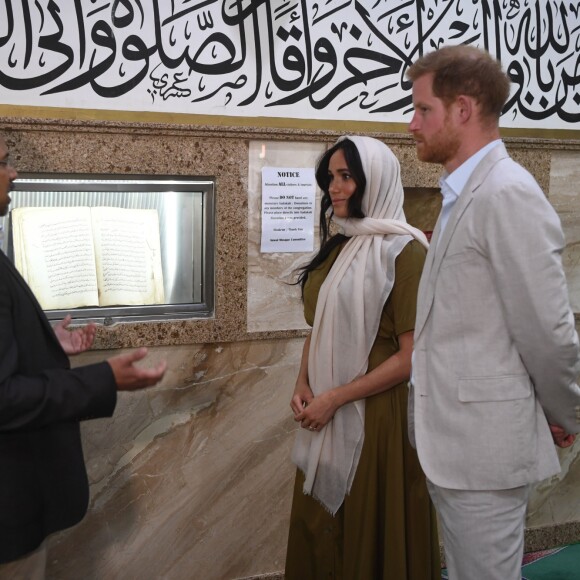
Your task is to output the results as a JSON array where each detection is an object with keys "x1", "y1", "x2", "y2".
[
  {"x1": 54, "y1": 315, "x2": 96, "y2": 355},
  {"x1": 107, "y1": 347, "x2": 167, "y2": 391}
]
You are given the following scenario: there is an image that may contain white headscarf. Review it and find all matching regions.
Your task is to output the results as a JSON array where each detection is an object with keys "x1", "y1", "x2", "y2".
[{"x1": 292, "y1": 136, "x2": 428, "y2": 514}]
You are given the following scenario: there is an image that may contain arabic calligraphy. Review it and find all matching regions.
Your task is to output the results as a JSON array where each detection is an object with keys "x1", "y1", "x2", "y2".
[{"x1": 0, "y1": 0, "x2": 578, "y2": 129}]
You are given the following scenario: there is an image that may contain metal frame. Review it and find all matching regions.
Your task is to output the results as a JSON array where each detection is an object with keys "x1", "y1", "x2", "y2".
[{"x1": 6, "y1": 173, "x2": 215, "y2": 324}]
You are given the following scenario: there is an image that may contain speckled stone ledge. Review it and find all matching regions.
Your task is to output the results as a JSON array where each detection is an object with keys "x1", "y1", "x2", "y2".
[
  {"x1": 525, "y1": 521, "x2": 580, "y2": 552},
  {"x1": 0, "y1": 116, "x2": 569, "y2": 348}
]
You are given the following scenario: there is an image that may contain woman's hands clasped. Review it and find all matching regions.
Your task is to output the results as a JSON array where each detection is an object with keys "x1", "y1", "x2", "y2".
[
  {"x1": 291, "y1": 378, "x2": 339, "y2": 433},
  {"x1": 291, "y1": 333, "x2": 341, "y2": 433}
]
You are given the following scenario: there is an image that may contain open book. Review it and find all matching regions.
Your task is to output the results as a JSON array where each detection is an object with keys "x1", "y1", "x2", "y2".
[{"x1": 12, "y1": 206, "x2": 165, "y2": 310}]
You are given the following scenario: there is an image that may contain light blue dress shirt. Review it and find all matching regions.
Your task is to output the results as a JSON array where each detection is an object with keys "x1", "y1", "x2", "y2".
[{"x1": 437, "y1": 139, "x2": 502, "y2": 238}]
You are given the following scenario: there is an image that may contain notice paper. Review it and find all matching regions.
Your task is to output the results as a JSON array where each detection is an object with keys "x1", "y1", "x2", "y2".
[{"x1": 260, "y1": 167, "x2": 316, "y2": 253}]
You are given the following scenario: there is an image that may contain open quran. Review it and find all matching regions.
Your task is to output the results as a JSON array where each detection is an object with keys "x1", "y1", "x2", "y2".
[{"x1": 12, "y1": 206, "x2": 165, "y2": 310}]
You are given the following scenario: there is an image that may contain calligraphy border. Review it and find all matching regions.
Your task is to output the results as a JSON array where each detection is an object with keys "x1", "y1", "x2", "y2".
[{"x1": 1, "y1": 105, "x2": 579, "y2": 141}]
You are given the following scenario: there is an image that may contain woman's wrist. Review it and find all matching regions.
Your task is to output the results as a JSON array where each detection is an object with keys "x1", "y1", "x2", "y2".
[
  {"x1": 327, "y1": 388, "x2": 344, "y2": 410},
  {"x1": 296, "y1": 375, "x2": 308, "y2": 386},
  {"x1": 332, "y1": 377, "x2": 362, "y2": 408},
  {"x1": 294, "y1": 376, "x2": 309, "y2": 393}
]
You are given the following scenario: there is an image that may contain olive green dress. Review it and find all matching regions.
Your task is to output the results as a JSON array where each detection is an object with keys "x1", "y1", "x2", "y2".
[{"x1": 285, "y1": 240, "x2": 440, "y2": 580}]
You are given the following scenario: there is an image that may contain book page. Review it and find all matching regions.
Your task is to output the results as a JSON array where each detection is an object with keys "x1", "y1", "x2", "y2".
[
  {"x1": 91, "y1": 207, "x2": 165, "y2": 306},
  {"x1": 11, "y1": 207, "x2": 100, "y2": 310}
]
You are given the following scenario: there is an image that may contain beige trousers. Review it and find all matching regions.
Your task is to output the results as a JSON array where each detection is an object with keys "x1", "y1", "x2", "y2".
[
  {"x1": 427, "y1": 480, "x2": 530, "y2": 580},
  {"x1": 0, "y1": 541, "x2": 47, "y2": 580}
]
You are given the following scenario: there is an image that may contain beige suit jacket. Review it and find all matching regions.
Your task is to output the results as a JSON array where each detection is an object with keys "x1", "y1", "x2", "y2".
[{"x1": 411, "y1": 143, "x2": 580, "y2": 490}]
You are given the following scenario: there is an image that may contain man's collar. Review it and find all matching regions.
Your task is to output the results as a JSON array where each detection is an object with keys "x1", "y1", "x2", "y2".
[{"x1": 443, "y1": 139, "x2": 502, "y2": 198}]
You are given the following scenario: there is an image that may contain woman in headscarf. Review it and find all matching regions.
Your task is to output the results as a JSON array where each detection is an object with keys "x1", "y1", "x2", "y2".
[{"x1": 285, "y1": 136, "x2": 440, "y2": 579}]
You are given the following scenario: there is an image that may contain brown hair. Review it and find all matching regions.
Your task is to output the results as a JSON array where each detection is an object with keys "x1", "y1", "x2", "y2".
[{"x1": 406, "y1": 45, "x2": 510, "y2": 122}]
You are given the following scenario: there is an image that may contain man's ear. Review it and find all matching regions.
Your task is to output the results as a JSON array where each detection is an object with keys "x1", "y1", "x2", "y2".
[{"x1": 456, "y1": 95, "x2": 473, "y2": 123}]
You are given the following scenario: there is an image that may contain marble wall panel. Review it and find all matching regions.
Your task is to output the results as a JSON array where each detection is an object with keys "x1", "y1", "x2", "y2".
[
  {"x1": 526, "y1": 151, "x2": 580, "y2": 528},
  {"x1": 527, "y1": 319, "x2": 580, "y2": 527},
  {"x1": 44, "y1": 333, "x2": 580, "y2": 580},
  {"x1": 549, "y1": 150, "x2": 580, "y2": 312},
  {"x1": 528, "y1": 439, "x2": 580, "y2": 528},
  {"x1": 247, "y1": 140, "x2": 327, "y2": 333},
  {"x1": 45, "y1": 339, "x2": 304, "y2": 580}
]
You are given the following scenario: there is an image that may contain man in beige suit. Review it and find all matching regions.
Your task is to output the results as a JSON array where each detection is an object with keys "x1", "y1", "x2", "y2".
[{"x1": 407, "y1": 45, "x2": 580, "y2": 579}]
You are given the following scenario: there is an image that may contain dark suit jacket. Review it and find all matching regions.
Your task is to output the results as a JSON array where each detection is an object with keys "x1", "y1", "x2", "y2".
[{"x1": 0, "y1": 250, "x2": 117, "y2": 564}]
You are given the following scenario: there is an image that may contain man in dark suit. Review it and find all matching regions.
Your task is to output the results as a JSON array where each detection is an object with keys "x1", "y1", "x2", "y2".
[{"x1": 0, "y1": 135, "x2": 167, "y2": 578}]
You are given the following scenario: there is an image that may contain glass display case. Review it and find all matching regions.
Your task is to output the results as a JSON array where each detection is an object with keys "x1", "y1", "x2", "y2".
[{"x1": 1, "y1": 174, "x2": 215, "y2": 323}]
